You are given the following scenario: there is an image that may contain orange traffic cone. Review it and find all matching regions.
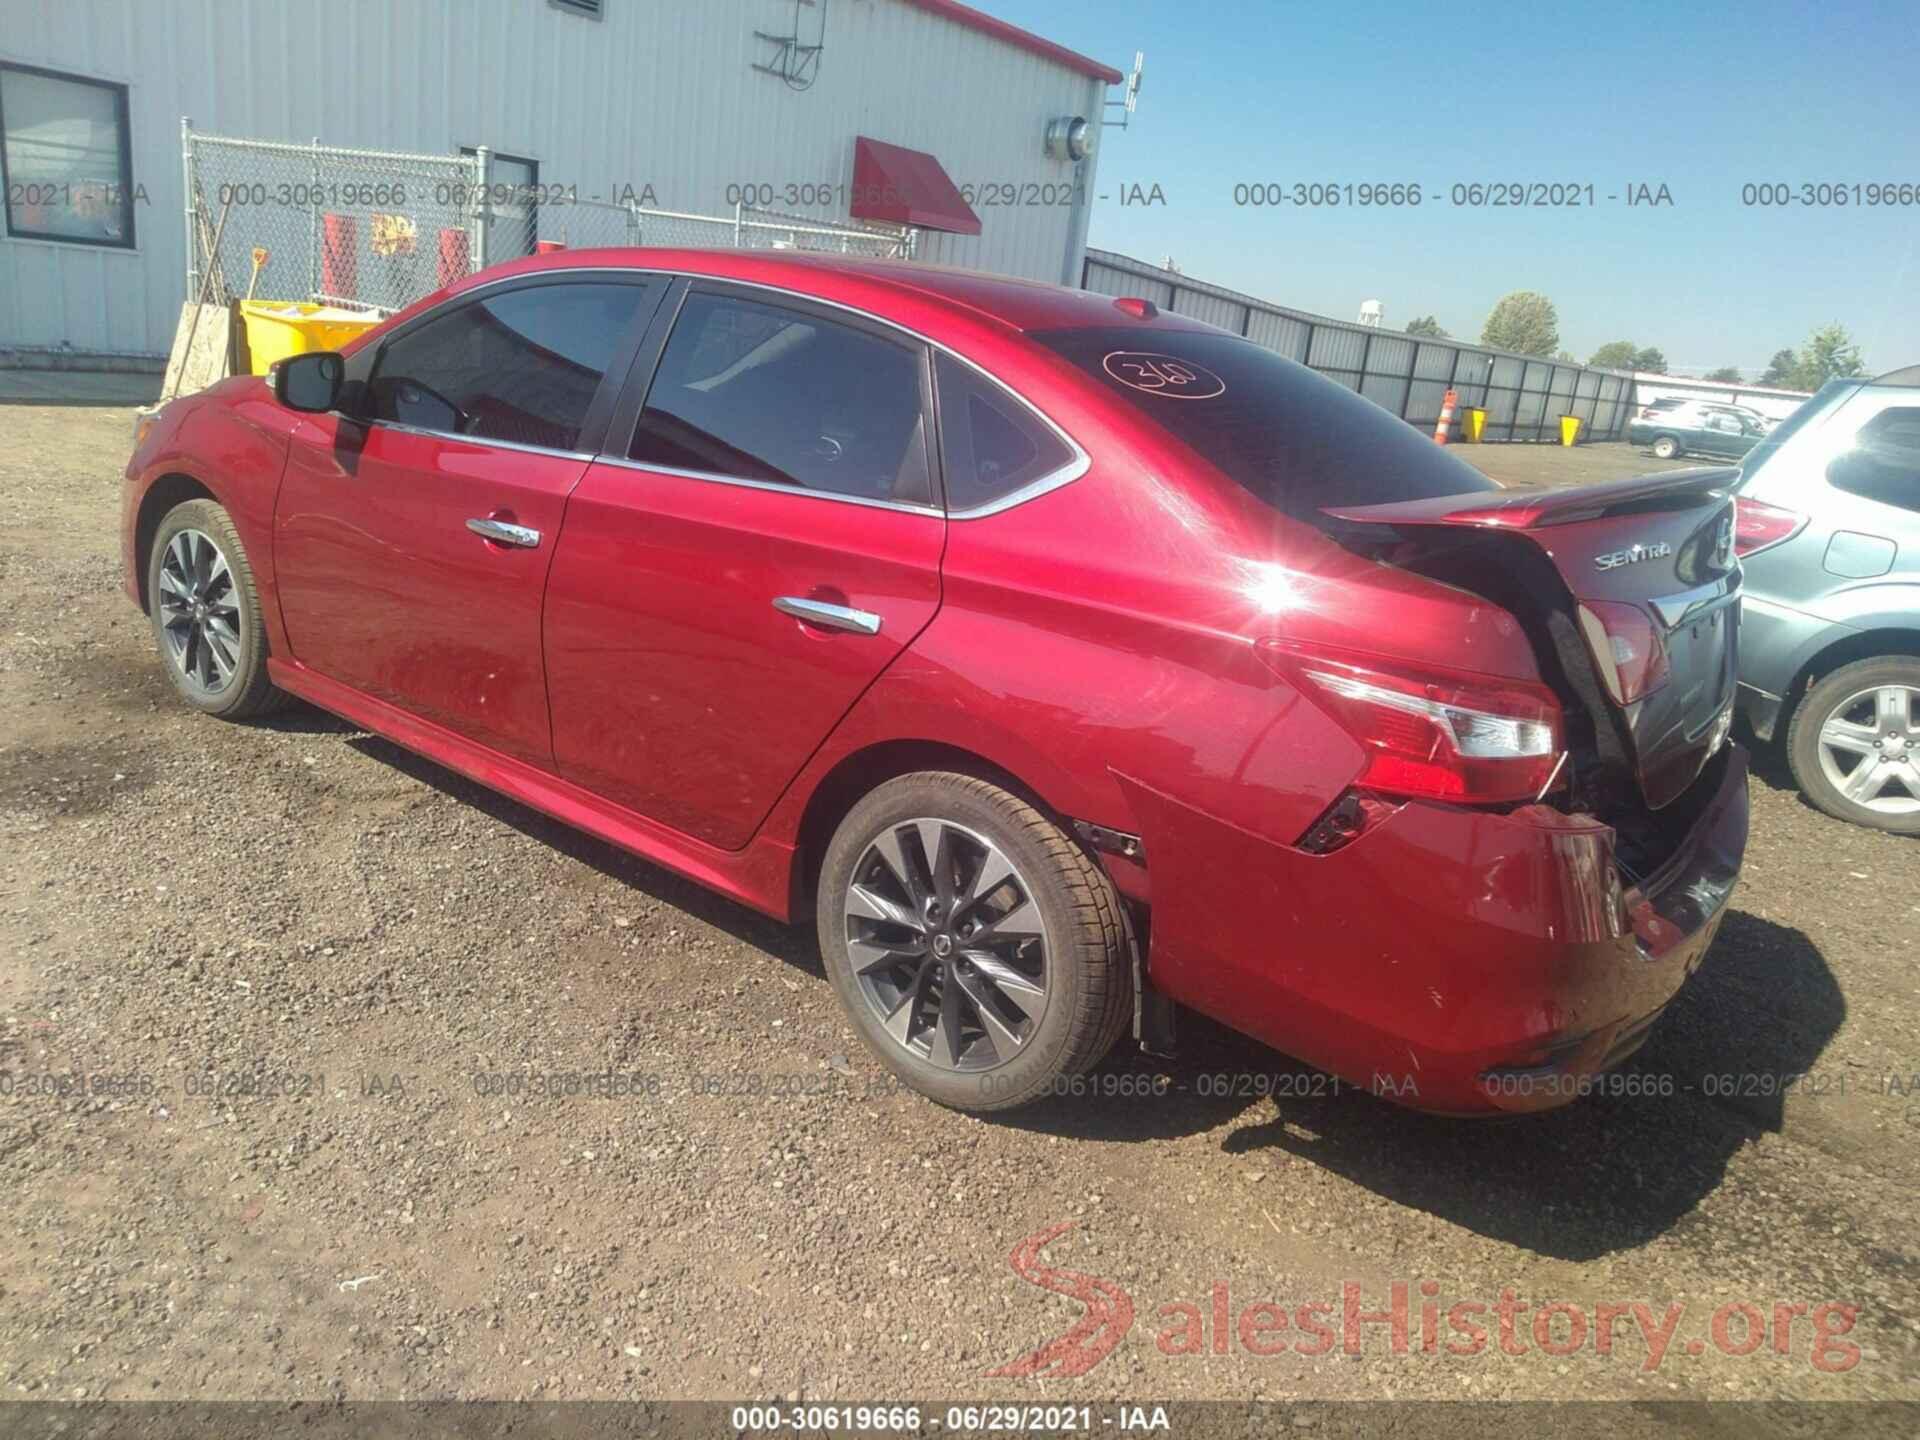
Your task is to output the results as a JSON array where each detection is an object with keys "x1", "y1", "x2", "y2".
[{"x1": 1433, "y1": 388, "x2": 1459, "y2": 445}]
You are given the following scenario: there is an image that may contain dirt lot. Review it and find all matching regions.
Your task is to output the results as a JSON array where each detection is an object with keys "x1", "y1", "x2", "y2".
[
  {"x1": 1463, "y1": 439, "x2": 1697, "y2": 492},
  {"x1": 2, "y1": 409, "x2": 1916, "y2": 1418}
]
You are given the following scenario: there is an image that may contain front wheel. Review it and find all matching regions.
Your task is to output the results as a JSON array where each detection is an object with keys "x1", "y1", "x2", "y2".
[
  {"x1": 1651, "y1": 434, "x2": 1682, "y2": 460},
  {"x1": 817, "y1": 772, "x2": 1133, "y2": 1111},
  {"x1": 147, "y1": 499, "x2": 287, "y2": 719},
  {"x1": 1785, "y1": 657, "x2": 1920, "y2": 834}
]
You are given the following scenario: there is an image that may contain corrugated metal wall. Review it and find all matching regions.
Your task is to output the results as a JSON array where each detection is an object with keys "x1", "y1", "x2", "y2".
[
  {"x1": 1084, "y1": 248, "x2": 1640, "y2": 442},
  {"x1": 0, "y1": 0, "x2": 1109, "y2": 356}
]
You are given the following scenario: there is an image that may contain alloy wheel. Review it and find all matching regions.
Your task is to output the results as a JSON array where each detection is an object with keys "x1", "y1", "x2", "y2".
[
  {"x1": 1816, "y1": 684, "x2": 1920, "y2": 816},
  {"x1": 157, "y1": 528, "x2": 243, "y2": 695},
  {"x1": 843, "y1": 818, "x2": 1050, "y2": 1071}
]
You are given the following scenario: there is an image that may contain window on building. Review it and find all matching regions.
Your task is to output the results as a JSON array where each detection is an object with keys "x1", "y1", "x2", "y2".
[
  {"x1": 367, "y1": 280, "x2": 652, "y2": 450},
  {"x1": 0, "y1": 63, "x2": 136, "y2": 248},
  {"x1": 933, "y1": 352, "x2": 1076, "y2": 512},
  {"x1": 630, "y1": 291, "x2": 932, "y2": 505}
]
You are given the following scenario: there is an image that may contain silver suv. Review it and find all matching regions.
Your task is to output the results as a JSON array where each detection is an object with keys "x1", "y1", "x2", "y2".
[{"x1": 1733, "y1": 366, "x2": 1920, "y2": 833}]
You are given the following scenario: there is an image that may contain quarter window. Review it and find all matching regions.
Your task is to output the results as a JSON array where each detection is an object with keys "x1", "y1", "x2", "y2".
[
  {"x1": 630, "y1": 291, "x2": 932, "y2": 505},
  {"x1": 367, "y1": 280, "x2": 651, "y2": 450},
  {"x1": 1828, "y1": 407, "x2": 1920, "y2": 514},
  {"x1": 933, "y1": 352, "x2": 1076, "y2": 512},
  {"x1": 0, "y1": 63, "x2": 136, "y2": 248}
]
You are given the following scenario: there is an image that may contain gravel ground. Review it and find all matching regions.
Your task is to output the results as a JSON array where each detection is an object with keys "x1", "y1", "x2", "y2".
[{"x1": 1, "y1": 407, "x2": 1916, "y2": 1417}]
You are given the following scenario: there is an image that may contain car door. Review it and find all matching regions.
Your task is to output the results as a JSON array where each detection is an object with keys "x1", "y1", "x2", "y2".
[
  {"x1": 542, "y1": 281, "x2": 946, "y2": 850},
  {"x1": 1698, "y1": 408, "x2": 1745, "y2": 457},
  {"x1": 274, "y1": 273, "x2": 663, "y2": 766}
]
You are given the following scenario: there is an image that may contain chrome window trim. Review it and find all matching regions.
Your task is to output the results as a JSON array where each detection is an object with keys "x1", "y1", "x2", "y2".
[
  {"x1": 371, "y1": 420, "x2": 595, "y2": 463},
  {"x1": 591, "y1": 456, "x2": 944, "y2": 518},
  {"x1": 392, "y1": 262, "x2": 1094, "y2": 519}
]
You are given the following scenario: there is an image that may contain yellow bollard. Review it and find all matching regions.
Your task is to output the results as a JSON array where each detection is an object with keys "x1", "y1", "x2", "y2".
[
  {"x1": 1463, "y1": 407, "x2": 1487, "y2": 443},
  {"x1": 1559, "y1": 415, "x2": 1582, "y2": 446}
]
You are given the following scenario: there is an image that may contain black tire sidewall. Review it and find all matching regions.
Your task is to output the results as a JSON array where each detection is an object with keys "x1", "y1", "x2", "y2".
[
  {"x1": 816, "y1": 775, "x2": 1098, "y2": 1111},
  {"x1": 1786, "y1": 657, "x2": 1920, "y2": 835},
  {"x1": 147, "y1": 499, "x2": 274, "y2": 718}
]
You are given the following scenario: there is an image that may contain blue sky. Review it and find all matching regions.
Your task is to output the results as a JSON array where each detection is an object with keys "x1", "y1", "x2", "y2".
[{"x1": 987, "y1": 0, "x2": 1918, "y2": 376}]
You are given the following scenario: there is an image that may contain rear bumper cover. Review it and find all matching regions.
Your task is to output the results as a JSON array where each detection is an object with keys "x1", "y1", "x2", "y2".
[{"x1": 1127, "y1": 745, "x2": 1748, "y2": 1114}]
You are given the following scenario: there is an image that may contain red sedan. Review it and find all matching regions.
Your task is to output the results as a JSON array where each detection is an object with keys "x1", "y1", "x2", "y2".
[{"x1": 122, "y1": 249, "x2": 1748, "y2": 1114}]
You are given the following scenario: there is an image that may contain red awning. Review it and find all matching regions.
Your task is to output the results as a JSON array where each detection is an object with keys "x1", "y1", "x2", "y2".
[{"x1": 850, "y1": 137, "x2": 982, "y2": 236}]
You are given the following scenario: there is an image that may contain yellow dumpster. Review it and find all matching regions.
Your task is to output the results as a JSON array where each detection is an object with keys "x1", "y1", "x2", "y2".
[
  {"x1": 239, "y1": 300, "x2": 379, "y2": 375},
  {"x1": 1559, "y1": 415, "x2": 1583, "y2": 446},
  {"x1": 1462, "y1": 407, "x2": 1488, "y2": 443}
]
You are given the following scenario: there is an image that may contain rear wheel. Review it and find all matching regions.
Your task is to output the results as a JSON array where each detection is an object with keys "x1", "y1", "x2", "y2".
[
  {"x1": 1650, "y1": 434, "x2": 1682, "y2": 460},
  {"x1": 816, "y1": 772, "x2": 1132, "y2": 1111},
  {"x1": 1786, "y1": 657, "x2": 1920, "y2": 834},
  {"x1": 147, "y1": 499, "x2": 287, "y2": 720}
]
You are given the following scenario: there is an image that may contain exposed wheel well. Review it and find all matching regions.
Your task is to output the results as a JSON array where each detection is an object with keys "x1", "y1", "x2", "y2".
[
  {"x1": 1776, "y1": 628, "x2": 1920, "y2": 737},
  {"x1": 133, "y1": 474, "x2": 216, "y2": 612},
  {"x1": 789, "y1": 740, "x2": 1051, "y2": 916}
]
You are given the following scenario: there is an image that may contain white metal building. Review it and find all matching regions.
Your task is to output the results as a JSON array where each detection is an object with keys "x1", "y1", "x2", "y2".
[
  {"x1": 0, "y1": 0, "x2": 1122, "y2": 361},
  {"x1": 1630, "y1": 373, "x2": 1812, "y2": 423}
]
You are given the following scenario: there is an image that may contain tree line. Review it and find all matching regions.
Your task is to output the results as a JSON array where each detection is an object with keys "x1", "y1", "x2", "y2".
[{"x1": 1403, "y1": 296, "x2": 1868, "y2": 391}]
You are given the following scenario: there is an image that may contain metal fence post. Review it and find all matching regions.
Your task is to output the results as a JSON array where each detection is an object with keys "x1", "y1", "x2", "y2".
[
  {"x1": 734, "y1": 199, "x2": 744, "y2": 249},
  {"x1": 471, "y1": 145, "x2": 492, "y2": 273},
  {"x1": 308, "y1": 137, "x2": 322, "y2": 301},
  {"x1": 181, "y1": 117, "x2": 198, "y2": 305}
]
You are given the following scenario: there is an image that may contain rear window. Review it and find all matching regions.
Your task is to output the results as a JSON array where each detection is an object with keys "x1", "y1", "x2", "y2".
[{"x1": 1028, "y1": 326, "x2": 1496, "y2": 521}]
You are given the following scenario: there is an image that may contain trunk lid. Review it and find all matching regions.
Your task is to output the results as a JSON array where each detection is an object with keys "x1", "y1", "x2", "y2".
[{"x1": 1327, "y1": 467, "x2": 1741, "y2": 810}]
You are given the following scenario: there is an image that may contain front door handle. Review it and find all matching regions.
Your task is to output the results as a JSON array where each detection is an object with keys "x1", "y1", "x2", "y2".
[
  {"x1": 466, "y1": 517, "x2": 541, "y2": 548},
  {"x1": 773, "y1": 596, "x2": 882, "y2": 635}
]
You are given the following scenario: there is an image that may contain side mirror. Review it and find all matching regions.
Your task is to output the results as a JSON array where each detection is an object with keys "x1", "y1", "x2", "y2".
[{"x1": 274, "y1": 351, "x2": 344, "y2": 413}]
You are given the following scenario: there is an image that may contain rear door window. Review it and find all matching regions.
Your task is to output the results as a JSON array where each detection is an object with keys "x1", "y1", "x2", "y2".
[
  {"x1": 1030, "y1": 326, "x2": 1495, "y2": 521},
  {"x1": 629, "y1": 290, "x2": 932, "y2": 506},
  {"x1": 932, "y1": 352, "x2": 1076, "y2": 513},
  {"x1": 368, "y1": 280, "x2": 653, "y2": 450},
  {"x1": 1828, "y1": 406, "x2": 1920, "y2": 514}
]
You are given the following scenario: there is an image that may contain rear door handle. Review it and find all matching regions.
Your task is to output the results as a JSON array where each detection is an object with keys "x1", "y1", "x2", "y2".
[
  {"x1": 466, "y1": 517, "x2": 541, "y2": 548},
  {"x1": 773, "y1": 596, "x2": 882, "y2": 635}
]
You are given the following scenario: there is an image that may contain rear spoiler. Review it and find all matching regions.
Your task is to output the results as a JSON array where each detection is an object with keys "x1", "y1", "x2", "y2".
[{"x1": 1324, "y1": 466, "x2": 1738, "y2": 531}]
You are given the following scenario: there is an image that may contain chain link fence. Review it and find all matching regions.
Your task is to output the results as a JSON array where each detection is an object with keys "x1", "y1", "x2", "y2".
[
  {"x1": 184, "y1": 122, "x2": 481, "y2": 316},
  {"x1": 183, "y1": 123, "x2": 914, "y2": 322}
]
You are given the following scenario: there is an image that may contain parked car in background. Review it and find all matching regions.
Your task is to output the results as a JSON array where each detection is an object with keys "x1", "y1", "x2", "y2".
[
  {"x1": 1630, "y1": 398, "x2": 1772, "y2": 461},
  {"x1": 121, "y1": 249, "x2": 1749, "y2": 1114},
  {"x1": 1733, "y1": 366, "x2": 1920, "y2": 833}
]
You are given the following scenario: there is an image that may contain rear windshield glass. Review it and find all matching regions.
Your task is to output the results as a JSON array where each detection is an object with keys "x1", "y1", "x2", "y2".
[{"x1": 1029, "y1": 326, "x2": 1497, "y2": 520}]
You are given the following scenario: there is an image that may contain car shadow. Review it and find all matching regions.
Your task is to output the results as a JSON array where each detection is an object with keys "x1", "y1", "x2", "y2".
[
  {"x1": 323, "y1": 725, "x2": 1842, "y2": 1261},
  {"x1": 1011, "y1": 910, "x2": 1842, "y2": 1262},
  {"x1": 340, "y1": 732, "x2": 812, "y2": 966}
]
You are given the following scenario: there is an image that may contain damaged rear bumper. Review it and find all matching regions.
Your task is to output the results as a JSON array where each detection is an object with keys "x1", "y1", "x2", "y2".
[{"x1": 1124, "y1": 745, "x2": 1748, "y2": 1115}]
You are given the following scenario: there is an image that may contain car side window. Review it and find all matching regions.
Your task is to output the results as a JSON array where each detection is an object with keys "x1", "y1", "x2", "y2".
[
  {"x1": 367, "y1": 280, "x2": 652, "y2": 451},
  {"x1": 629, "y1": 291, "x2": 932, "y2": 505},
  {"x1": 932, "y1": 352, "x2": 1075, "y2": 513},
  {"x1": 1827, "y1": 407, "x2": 1920, "y2": 514}
]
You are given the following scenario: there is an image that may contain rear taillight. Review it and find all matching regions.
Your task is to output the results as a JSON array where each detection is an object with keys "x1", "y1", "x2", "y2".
[
  {"x1": 1639, "y1": 406, "x2": 1660, "y2": 418},
  {"x1": 1577, "y1": 601, "x2": 1671, "y2": 705},
  {"x1": 1259, "y1": 642, "x2": 1566, "y2": 804},
  {"x1": 1732, "y1": 496, "x2": 1806, "y2": 558}
]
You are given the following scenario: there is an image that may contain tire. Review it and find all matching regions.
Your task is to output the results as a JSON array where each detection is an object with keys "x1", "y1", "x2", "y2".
[
  {"x1": 817, "y1": 771, "x2": 1133, "y2": 1111},
  {"x1": 147, "y1": 499, "x2": 288, "y2": 720},
  {"x1": 1650, "y1": 434, "x2": 1682, "y2": 460},
  {"x1": 1785, "y1": 656, "x2": 1920, "y2": 835}
]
